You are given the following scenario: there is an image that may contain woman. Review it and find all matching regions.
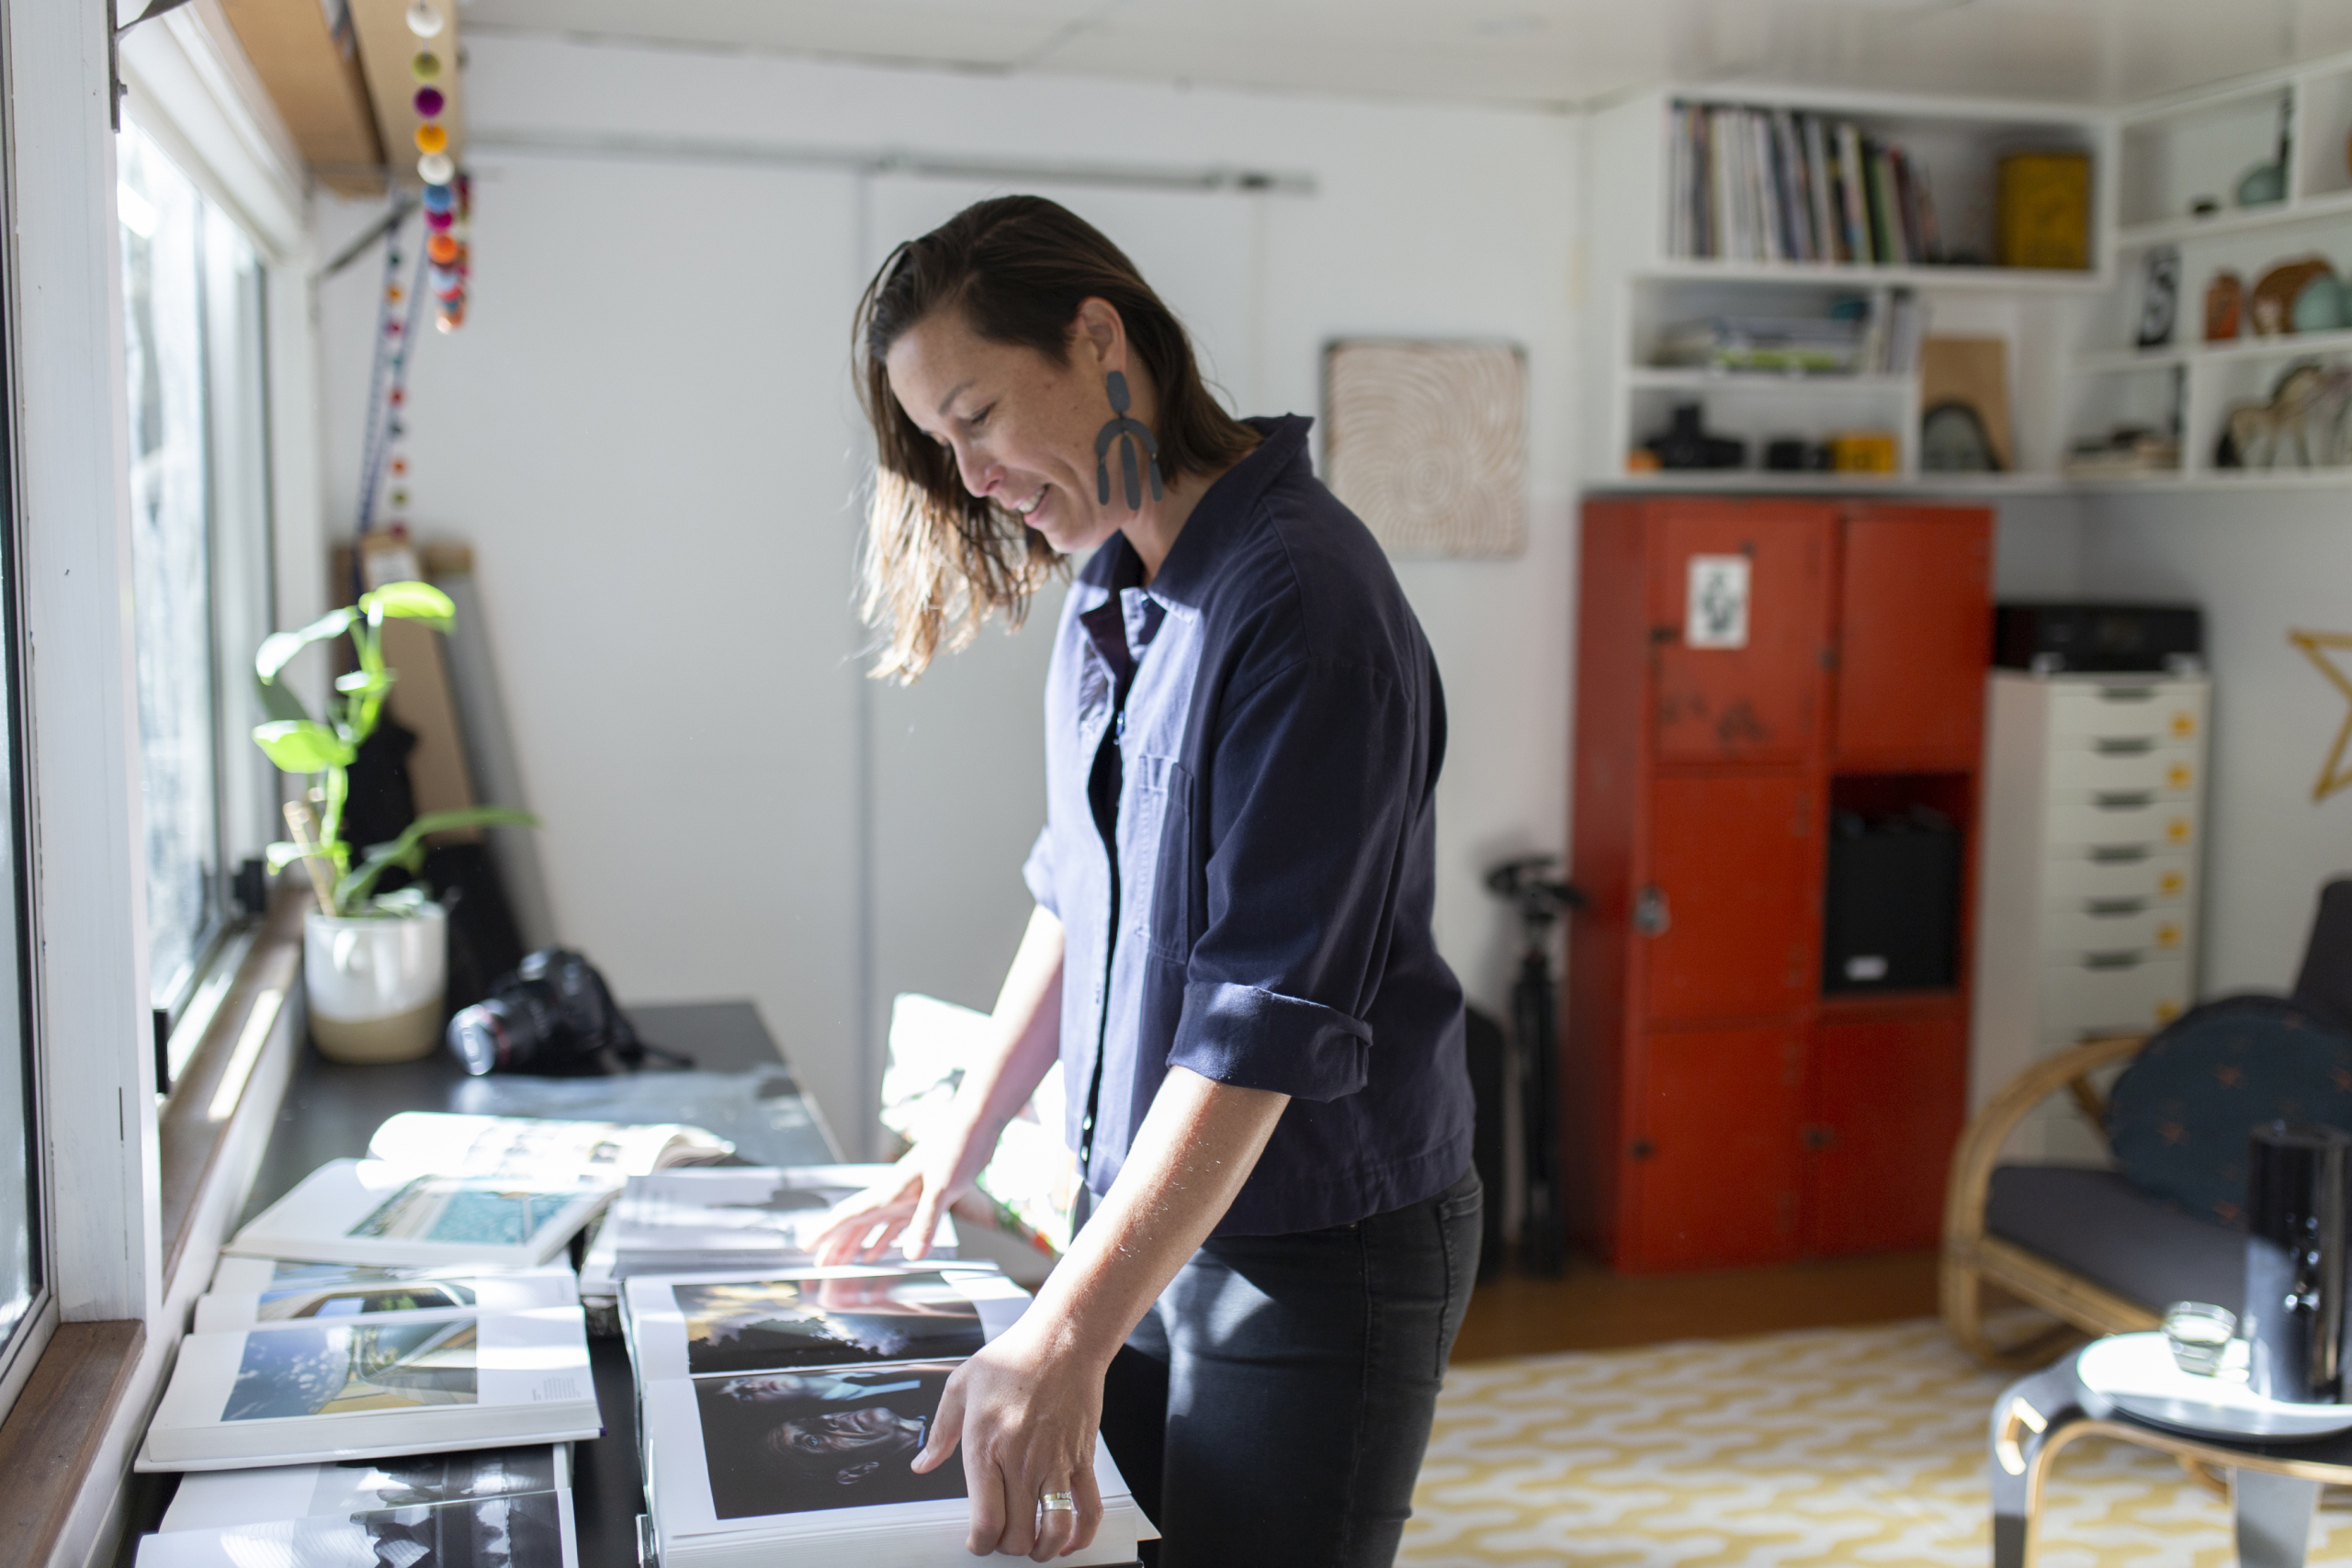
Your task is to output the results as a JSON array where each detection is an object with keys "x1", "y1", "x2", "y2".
[{"x1": 813, "y1": 195, "x2": 1477, "y2": 1567}]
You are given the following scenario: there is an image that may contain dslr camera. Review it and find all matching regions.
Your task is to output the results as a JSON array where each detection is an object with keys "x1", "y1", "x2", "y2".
[{"x1": 447, "y1": 948, "x2": 654, "y2": 1076}]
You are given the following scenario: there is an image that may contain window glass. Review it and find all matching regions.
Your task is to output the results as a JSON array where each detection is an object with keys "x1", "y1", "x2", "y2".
[
  {"x1": 120, "y1": 123, "x2": 220, "y2": 1016},
  {"x1": 119, "y1": 122, "x2": 276, "y2": 1077},
  {"x1": 0, "y1": 115, "x2": 38, "y2": 1369}
]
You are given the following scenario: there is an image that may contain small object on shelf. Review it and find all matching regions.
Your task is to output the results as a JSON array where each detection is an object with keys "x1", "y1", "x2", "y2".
[
  {"x1": 1920, "y1": 402, "x2": 2002, "y2": 472},
  {"x1": 2191, "y1": 196, "x2": 2222, "y2": 219},
  {"x1": 2250, "y1": 256, "x2": 2333, "y2": 336},
  {"x1": 2296, "y1": 271, "x2": 2346, "y2": 333},
  {"x1": 2238, "y1": 96, "x2": 2294, "y2": 210},
  {"x1": 2064, "y1": 426, "x2": 2179, "y2": 477},
  {"x1": 1763, "y1": 437, "x2": 1830, "y2": 471},
  {"x1": 1920, "y1": 336, "x2": 2014, "y2": 470},
  {"x1": 1644, "y1": 402, "x2": 1746, "y2": 469},
  {"x1": 1652, "y1": 315, "x2": 1862, "y2": 374},
  {"x1": 2137, "y1": 245, "x2": 2179, "y2": 347},
  {"x1": 1993, "y1": 603, "x2": 2204, "y2": 673},
  {"x1": 1996, "y1": 151, "x2": 2092, "y2": 270},
  {"x1": 2206, "y1": 270, "x2": 2245, "y2": 342},
  {"x1": 2217, "y1": 361, "x2": 2352, "y2": 470},
  {"x1": 1624, "y1": 446, "x2": 1661, "y2": 474},
  {"x1": 1828, "y1": 430, "x2": 1897, "y2": 471}
]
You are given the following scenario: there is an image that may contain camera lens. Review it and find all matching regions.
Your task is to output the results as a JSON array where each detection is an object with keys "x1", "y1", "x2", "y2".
[{"x1": 448, "y1": 998, "x2": 526, "y2": 1075}]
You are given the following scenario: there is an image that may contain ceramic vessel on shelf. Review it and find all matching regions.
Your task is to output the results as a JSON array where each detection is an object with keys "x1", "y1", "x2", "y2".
[{"x1": 302, "y1": 902, "x2": 447, "y2": 1064}]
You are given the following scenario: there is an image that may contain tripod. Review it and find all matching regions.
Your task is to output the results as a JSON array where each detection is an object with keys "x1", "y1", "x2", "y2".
[{"x1": 1486, "y1": 855, "x2": 1584, "y2": 1277}]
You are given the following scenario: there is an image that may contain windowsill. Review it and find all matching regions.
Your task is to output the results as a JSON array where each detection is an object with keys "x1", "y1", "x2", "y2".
[
  {"x1": 156, "y1": 884, "x2": 308, "y2": 1286},
  {"x1": 0, "y1": 883, "x2": 307, "y2": 1567}
]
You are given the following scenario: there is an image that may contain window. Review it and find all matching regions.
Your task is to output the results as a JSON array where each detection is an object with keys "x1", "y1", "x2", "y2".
[
  {"x1": 118, "y1": 120, "x2": 277, "y2": 1084},
  {"x1": 0, "y1": 121, "x2": 40, "y2": 1382}
]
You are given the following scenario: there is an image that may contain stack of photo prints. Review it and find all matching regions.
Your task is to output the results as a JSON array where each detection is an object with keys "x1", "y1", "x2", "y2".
[{"x1": 623, "y1": 1263, "x2": 1155, "y2": 1567}]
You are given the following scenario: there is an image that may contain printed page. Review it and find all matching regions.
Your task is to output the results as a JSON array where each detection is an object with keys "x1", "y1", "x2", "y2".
[
  {"x1": 624, "y1": 1267, "x2": 1025, "y2": 1383},
  {"x1": 138, "y1": 1489, "x2": 577, "y2": 1568},
  {"x1": 368, "y1": 1112, "x2": 731, "y2": 1180},
  {"x1": 193, "y1": 1263, "x2": 578, "y2": 1332},
  {"x1": 160, "y1": 1447, "x2": 563, "y2": 1531}
]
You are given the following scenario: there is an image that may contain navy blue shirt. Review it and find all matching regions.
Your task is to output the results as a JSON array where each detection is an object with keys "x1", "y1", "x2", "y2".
[{"x1": 1022, "y1": 414, "x2": 1473, "y2": 1236}]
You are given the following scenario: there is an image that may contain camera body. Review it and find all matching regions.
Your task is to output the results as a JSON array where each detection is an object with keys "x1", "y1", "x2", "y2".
[{"x1": 447, "y1": 948, "x2": 640, "y2": 1076}]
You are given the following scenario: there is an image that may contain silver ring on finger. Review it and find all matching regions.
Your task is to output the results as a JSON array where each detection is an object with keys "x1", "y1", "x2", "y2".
[{"x1": 1040, "y1": 1491, "x2": 1077, "y2": 1513}]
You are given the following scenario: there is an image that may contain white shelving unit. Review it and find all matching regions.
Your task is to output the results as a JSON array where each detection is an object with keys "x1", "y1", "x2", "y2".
[
  {"x1": 1583, "y1": 85, "x2": 2115, "y2": 491},
  {"x1": 2075, "y1": 53, "x2": 2352, "y2": 485},
  {"x1": 1584, "y1": 60, "x2": 2352, "y2": 494}
]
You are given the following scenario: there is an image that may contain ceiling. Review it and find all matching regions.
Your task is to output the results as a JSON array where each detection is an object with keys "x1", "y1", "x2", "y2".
[{"x1": 457, "y1": 0, "x2": 2352, "y2": 110}]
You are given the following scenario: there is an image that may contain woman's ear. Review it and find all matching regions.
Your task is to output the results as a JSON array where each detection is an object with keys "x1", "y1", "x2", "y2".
[{"x1": 1072, "y1": 297, "x2": 1125, "y2": 373}]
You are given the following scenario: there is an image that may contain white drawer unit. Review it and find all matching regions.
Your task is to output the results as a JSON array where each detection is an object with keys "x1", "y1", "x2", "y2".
[{"x1": 1970, "y1": 670, "x2": 2211, "y2": 1130}]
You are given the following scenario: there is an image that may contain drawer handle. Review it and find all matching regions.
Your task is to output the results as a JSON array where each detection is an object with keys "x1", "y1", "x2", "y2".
[
  {"x1": 2086, "y1": 898, "x2": 2147, "y2": 917},
  {"x1": 2094, "y1": 791, "x2": 2154, "y2": 809},
  {"x1": 2096, "y1": 687, "x2": 2158, "y2": 703},
  {"x1": 2086, "y1": 951, "x2": 2143, "y2": 970},
  {"x1": 1634, "y1": 886, "x2": 1671, "y2": 938},
  {"x1": 2094, "y1": 738, "x2": 2155, "y2": 756},
  {"x1": 2089, "y1": 845, "x2": 2151, "y2": 863}
]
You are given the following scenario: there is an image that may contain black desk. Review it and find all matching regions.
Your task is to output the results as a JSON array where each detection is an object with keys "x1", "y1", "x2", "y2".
[{"x1": 147, "y1": 1001, "x2": 836, "y2": 1568}]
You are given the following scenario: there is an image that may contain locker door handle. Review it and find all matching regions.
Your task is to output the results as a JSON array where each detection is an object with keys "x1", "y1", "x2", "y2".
[
  {"x1": 1802, "y1": 1123, "x2": 1838, "y2": 1151},
  {"x1": 2086, "y1": 898, "x2": 2147, "y2": 917},
  {"x1": 1630, "y1": 1139, "x2": 1657, "y2": 1161},
  {"x1": 2094, "y1": 791, "x2": 2154, "y2": 809},
  {"x1": 2089, "y1": 845, "x2": 2151, "y2": 863},
  {"x1": 1634, "y1": 886, "x2": 1671, "y2": 937},
  {"x1": 2094, "y1": 738, "x2": 2155, "y2": 756}
]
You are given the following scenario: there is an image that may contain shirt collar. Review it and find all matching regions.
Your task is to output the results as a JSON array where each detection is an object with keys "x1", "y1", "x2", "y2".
[{"x1": 1139, "y1": 414, "x2": 1311, "y2": 611}]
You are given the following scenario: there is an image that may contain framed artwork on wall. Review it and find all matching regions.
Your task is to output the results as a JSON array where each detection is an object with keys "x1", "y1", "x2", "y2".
[{"x1": 1322, "y1": 339, "x2": 1527, "y2": 559}]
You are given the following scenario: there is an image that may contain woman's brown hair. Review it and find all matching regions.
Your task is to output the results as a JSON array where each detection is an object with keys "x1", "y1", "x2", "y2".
[{"x1": 853, "y1": 195, "x2": 1258, "y2": 682}]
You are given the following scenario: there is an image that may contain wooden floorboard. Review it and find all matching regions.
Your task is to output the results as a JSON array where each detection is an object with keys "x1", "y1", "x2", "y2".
[{"x1": 1451, "y1": 1248, "x2": 1941, "y2": 1362}]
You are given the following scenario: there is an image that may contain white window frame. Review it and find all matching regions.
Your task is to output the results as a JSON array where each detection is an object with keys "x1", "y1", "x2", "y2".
[{"x1": 4, "y1": 0, "x2": 322, "y2": 1557}]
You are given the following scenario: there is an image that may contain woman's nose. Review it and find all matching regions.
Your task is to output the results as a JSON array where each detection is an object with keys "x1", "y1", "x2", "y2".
[{"x1": 953, "y1": 442, "x2": 997, "y2": 500}]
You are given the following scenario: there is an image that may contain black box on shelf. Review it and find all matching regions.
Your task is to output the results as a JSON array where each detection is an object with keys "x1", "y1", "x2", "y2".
[
  {"x1": 1994, "y1": 602, "x2": 2203, "y2": 673},
  {"x1": 1822, "y1": 807, "x2": 1962, "y2": 994}
]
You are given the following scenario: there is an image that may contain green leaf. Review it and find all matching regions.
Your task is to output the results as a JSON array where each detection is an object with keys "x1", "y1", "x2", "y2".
[
  {"x1": 333, "y1": 806, "x2": 537, "y2": 914},
  {"x1": 265, "y1": 840, "x2": 312, "y2": 872},
  {"x1": 408, "y1": 807, "x2": 538, "y2": 837},
  {"x1": 251, "y1": 719, "x2": 356, "y2": 773},
  {"x1": 254, "y1": 607, "x2": 356, "y2": 682},
  {"x1": 334, "y1": 670, "x2": 396, "y2": 695},
  {"x1": 360, "y1": 581, "x2": 455, "y2": 631},
  {"x1": 253, "y1": 669, "x2": 311, "y2": 726}
]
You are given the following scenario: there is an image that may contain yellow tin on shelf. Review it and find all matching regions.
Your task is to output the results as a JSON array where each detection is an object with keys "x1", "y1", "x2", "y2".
[
  {"x1": 1830, "y1": 431, "x2": 1899, "y2": 472},
  {"x1": 1997, "y1": 151, "x2": 2092, "y2": 270}
]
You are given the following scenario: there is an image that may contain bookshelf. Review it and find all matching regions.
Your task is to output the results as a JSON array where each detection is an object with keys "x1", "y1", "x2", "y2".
[
  {"x1": 1583, "y1": 85, "x2": 2114, "y2": 491},
  {"x1": 2071, "y1": 52, "x2": 2352, "y2": 486}
]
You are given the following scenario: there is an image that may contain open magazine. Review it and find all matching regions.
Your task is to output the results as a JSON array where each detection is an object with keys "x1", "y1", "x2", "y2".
[
  {"x1": 140, "y1": 1308, "x2": 601, "y2": 1471},
  {"x1": 137, "y1": 1489, "x2": 577, "y2": 1568},
  {"x1": 620, "y1": 1266, "x2": 1026, "y2": 1382},
  {"x1": 193, "y1": 1262, "x2": 579, "y2": 1333},
  {"x1": 159, "y1": 1446, "x2": 570, "y2": 1531},
  {"x1": 366, "y1": 1112, "x2": 733, "y2": 1181},
  {"x1": 226, "y1": 1160, "x2": 617, "y2": 1268},
  {"x1": 599, "y1": 1166, "x2": 955, "y2": 1280}
]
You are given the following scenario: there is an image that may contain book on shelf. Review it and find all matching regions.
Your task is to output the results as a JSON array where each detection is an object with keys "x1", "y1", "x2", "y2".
[
  {"x1": 138, "y1": 1308, "x2": 601, "y2": 1471},
  {"x1": 1669, "y1": 101, "x2": 1945, "y2": 265},
  {"x1": 366, "y1": 1111, "x2": 734, "y2": 1181},
  {"x1": 192, "y1": 1260, "x2": 579, "y2": 1333},
  {"x1": 158, "y1": 1445, "x2": 569, "y2": 1530},
  {"x1": 137, "y1": 1489, "x2": 578, "y2": 1568},
  {"x1": 619, "y1": 1266, "x2": 1030, "y2": 1382},
  {"x1": 226, "y1": 1159, "x2": 618, "y2": 1269}
]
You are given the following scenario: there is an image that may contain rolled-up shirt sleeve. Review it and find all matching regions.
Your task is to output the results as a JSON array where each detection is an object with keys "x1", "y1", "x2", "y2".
[
  {"x1": 1168, "y1": 654, "x2": 1416, "y2": 1103},
  {"x1": 1022, "y1": 824, "x2": 1058, "y2": 919}
]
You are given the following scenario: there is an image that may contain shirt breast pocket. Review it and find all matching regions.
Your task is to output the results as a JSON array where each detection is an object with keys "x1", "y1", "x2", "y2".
[{"x1": 1125, "y1": 753, "x2": 1194, "y2": 964}]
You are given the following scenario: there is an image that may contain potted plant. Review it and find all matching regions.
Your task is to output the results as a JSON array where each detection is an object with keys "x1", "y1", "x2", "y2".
[{"x1": 253, "y1": 581, "x2": 535, "y2": 1064}]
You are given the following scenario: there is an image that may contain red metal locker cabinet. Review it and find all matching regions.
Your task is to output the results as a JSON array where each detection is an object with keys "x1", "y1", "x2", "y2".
[
  {"x1": 1646, "y1": 502, "x2": 1835, "y2": 766},
  {"x1": 1806, "y1": 1014, "x2": 1970, "y2": 1253},
  {"x1": 1643, "y1": 773, "x2": 1818, "y2": 1025},
  {"x1": 1630, "y1": 1026, "x2": 1807, "y2": 1270},
  {"x1": 1834, "y1": 506, "x2": 1994, "y2": 767}
]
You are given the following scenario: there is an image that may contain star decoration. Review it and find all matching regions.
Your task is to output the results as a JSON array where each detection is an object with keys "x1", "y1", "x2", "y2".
[{"x1": 2290, "y1": 628, "x2": 2352, "y2": 802}]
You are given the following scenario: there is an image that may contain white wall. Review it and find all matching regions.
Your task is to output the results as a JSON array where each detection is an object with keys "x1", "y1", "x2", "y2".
[
  {"x1": 2075, "y1": 491, "x2": 2352, "y2": 995},
  {"x1": 317, "y1": 34, "x2": 1582, "y2": 1149}
]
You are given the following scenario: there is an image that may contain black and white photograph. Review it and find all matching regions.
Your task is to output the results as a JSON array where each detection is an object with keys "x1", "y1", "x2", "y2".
[
  {"x1": 691, "y1": 1361, "x2": 963, "y2": 1518},
  {"x1": 672, "y1": 1271, "x2": 984, "y2": 1375},
  {"x1": 138, "y1": 1493, "x2": 572, "y2": 1568}
]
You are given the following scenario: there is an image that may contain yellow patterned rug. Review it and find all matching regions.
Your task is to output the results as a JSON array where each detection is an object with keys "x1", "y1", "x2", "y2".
[{"x1": 1403, "y1": 1319, "x2": 2352, "y2": 1566}]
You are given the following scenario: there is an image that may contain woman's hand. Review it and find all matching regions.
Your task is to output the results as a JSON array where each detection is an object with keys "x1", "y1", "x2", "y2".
[
  {"x1": 912, "y1": 1313, "x2": 1107, "y2": 1561},
  {"x1": 808, "y1": 1117, "x2": 997, "y2": 1266}
]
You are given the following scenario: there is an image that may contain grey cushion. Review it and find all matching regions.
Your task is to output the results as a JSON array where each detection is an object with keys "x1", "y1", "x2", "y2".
[{"x1": 1986, "y1": 1164, "x2": 2245, "y2": 1314}]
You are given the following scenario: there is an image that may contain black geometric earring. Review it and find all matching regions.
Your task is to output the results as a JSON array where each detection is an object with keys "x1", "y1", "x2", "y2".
[{"x1": 1094, "y1": 369, "x2": 1163, "y2": 511}]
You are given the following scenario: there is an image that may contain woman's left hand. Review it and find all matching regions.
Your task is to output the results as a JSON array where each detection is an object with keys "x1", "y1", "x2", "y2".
[{"x1": 912, "y1": 1313, "x2": 1107, "y2": 1561}]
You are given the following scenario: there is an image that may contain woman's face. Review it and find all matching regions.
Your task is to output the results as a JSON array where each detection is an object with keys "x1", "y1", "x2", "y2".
[{"x1": 884, "y1": 301, "x2": 1130, "y2": 558}]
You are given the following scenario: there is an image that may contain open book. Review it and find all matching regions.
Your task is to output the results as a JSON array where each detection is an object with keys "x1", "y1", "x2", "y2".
[
  {"x1": 137, "y1": 1489, "x2": 577, "y2": 1568},
  {"x1": 226, "y1": 1160, "x2": 617, "y2": 1268},
  {"x1": 600, "y1": 1166, "x2": 955, "y2": 1280},
  {"x1": 139, "y1": 1308, "x2": 601, "y2": 1472},
  {"x1": 192, "y1": 1261, "x2": 579, "y2": 1333},
  {"x1": 620, "y1": 1266, "x2": 1027, "y2": 1382},
  {"x1": 367, "y1": 1111, "x2": 733, "y2": 1181},
  {"x1": 159, "y1": 1445, "x2": 569, "y2": 1530}
]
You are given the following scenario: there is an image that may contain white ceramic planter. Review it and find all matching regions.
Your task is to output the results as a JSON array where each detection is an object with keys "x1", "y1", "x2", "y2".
[{"x1": 303, "y1": 902, "x2": 447, "y2": 1064}]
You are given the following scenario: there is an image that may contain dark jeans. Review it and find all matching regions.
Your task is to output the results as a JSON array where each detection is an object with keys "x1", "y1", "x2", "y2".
[{"x1": 1097, "y1": 1168, "x2": 1481, "y2": 1568}]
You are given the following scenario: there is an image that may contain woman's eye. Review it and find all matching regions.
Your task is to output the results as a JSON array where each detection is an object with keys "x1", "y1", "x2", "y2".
[{"x1": 967, "y1": 405, "x2": 992, "y2": 431}]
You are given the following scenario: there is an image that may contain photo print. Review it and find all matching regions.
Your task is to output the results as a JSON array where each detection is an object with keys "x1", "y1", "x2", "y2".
[
  {"x1": 673, "y1": 1271, "x2": 984, "y2": 1375},
  {"x1": 693, "y1": 1360, "x2": 964, "y2": 1518},
  {"x1": 349, "y1": 1179, "x2": 582, "y2": 1247},
  {"x1": 255, "y1": 1280, "x2": 480, "y2": 1322},
  {"x1": 205, "y1": 1494, "x2": 564, "y2": 1568},
  {"x1": 317, "y1": 1448, "x2": 560, "y2": 1513},
  {"x1": 223, "y1": 1319, "x2": 480, "y2": 1422}
]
